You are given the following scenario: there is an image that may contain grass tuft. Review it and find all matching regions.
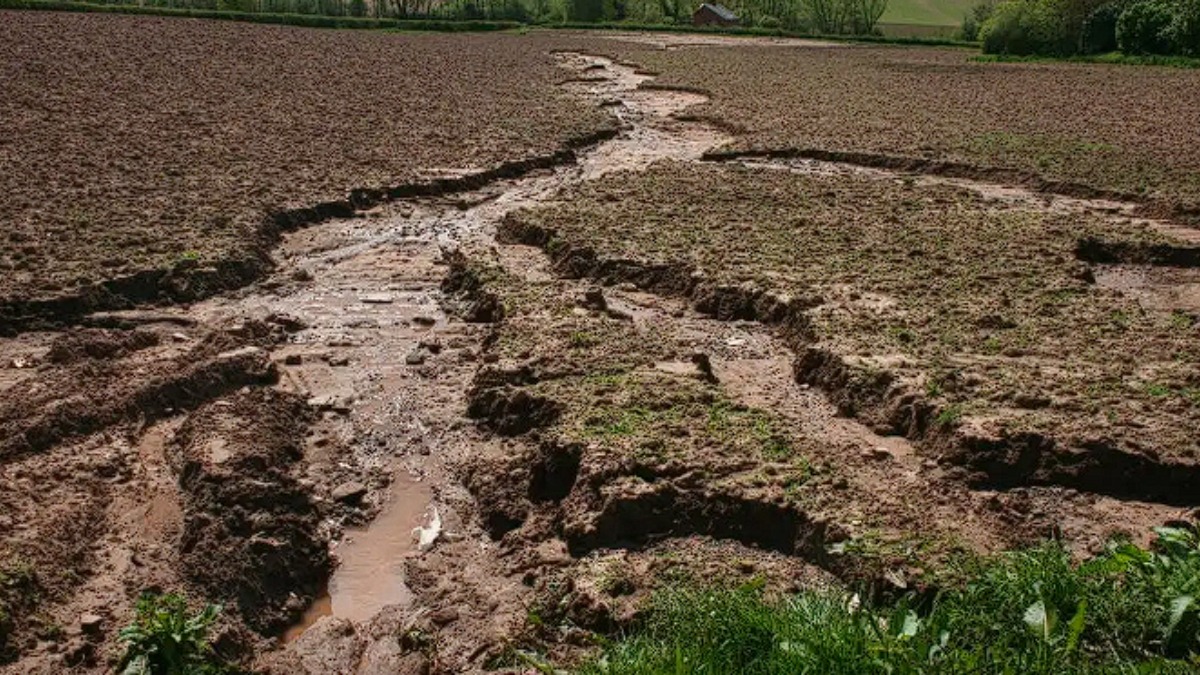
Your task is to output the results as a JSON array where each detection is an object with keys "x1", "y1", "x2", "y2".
[{"x1": 580, "y1": 527, "x2": 1200, "y2": 674}]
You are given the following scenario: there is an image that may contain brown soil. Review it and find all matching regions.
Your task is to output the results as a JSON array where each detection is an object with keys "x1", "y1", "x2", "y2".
[
  {"x1": 594, "y1": 38, "x2": 1200, "y2": 217},
  {"x1": 502, "y1": 161, "x2": 1200, "y2": 505},
  {"x1": 0, "y1": 22, "x2": 1196, "y2": 675},
  {"x1": 0, "y1": 12, "x2": 618, "y2": 331}
]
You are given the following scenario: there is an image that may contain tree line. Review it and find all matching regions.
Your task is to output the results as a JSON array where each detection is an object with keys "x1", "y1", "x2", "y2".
[
  {"x1": 964, "y1": 0, "x2": 1199, "y2": 56},
  {"x1": 85, "y1": 0, "x2": 888, "y2": 33}
]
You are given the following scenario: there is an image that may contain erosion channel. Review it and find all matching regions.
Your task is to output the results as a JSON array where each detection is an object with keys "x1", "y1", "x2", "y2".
[{"x1": 1, "y1": 46, "x2": 1195, "y2": 674}]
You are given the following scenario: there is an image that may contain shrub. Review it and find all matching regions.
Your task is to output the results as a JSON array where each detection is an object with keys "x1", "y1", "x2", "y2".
[
  {"x1": 1117, "y1": 0, "x2": 1176, "y2": 53},
  {"x1": 759, "y1": 14, "x2": 780, "y2": 27},
  {"x1": 980, "y1": 0, "x2": 1071, "y2": 55},
  {"x1": 961, "y1": 0, "x2": 997, "y2": 40},
  {"x1": 1080, "y1": 1, "x2": 1123, "y2": 52},
  {"x1": 118, "y1": 593, "x2": 227, "y2": 675},
  {"x1": 1164, "y1": 0, "x2": 1200, "y2": 55}
]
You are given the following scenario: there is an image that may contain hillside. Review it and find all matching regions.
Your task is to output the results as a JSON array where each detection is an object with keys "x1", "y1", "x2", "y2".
[{"x1": 881, "y1": 0, "x2": 974, "y2": 27}]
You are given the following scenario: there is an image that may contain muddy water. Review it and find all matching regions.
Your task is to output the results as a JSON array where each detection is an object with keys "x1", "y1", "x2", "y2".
[{"x1": 284, "y1": 473, "x2": 435, "y2": 638}]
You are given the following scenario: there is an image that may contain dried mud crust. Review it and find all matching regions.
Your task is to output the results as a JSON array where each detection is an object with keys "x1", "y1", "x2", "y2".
[
  {"x1": 0, "y1": 12, "x2": 622, "y2": 330},
  {"x1": 499, "y1": 161, "x2": 1200, "y2": 504},
  {"x1": 601, "y1": 42, "x2": 1200, "y2": 216}
]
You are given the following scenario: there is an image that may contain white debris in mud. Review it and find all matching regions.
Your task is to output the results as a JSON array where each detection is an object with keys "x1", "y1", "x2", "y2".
[{"x1": 413, "y1": 506, "x2": 442, "y2": 551}]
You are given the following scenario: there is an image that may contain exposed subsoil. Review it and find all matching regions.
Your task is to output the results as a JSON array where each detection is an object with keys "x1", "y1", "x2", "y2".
[{"x1": 0, "y1": 33, "x2": 1196, "y2": 675}]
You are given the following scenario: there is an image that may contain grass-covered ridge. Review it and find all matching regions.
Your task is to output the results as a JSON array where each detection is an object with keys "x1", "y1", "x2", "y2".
[{"x1": 580, "y1": 527, "x2": 1200, "y2": 674}]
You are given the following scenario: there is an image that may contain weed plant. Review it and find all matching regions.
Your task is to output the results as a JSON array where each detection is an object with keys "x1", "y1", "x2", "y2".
[{"x1": 580, "y1": 527, "x2": 1200, "y2": 673}]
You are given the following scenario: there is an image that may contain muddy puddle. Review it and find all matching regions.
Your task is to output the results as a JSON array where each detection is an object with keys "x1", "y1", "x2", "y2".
[{"x1": 284, "y1": 473, "x2": 436, "y2": 640}]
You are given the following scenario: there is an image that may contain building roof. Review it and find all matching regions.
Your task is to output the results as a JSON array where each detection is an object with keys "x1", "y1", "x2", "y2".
[{"x1": 697, "y1": 3, "x2": 738, "y2": 20}]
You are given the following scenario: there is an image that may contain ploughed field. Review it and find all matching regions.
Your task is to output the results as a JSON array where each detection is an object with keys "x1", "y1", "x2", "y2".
[
  {"x1": 0, "y1": 11, "x2": 613, "y2": 330},
  {"x1": 603, "y1": 42, "x2": 1200, "y2": 217},
  {"x1": 1, "y1": 14, "x2": 1199, "y2": 674}
]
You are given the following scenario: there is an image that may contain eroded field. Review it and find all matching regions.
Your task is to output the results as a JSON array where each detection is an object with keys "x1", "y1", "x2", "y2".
[
  {"x1": 0, "y1": 18, "x2": 1198, "y2": 675},
  {"x1": 502, "y1": 161, "x2": 1200, "y2": 501},
  {"x1": 0, "y1": 12, "x2": 614, "y2": 330},
  {"x1": 600, "y1": 42, "x2": 1200, "y2": 215}
]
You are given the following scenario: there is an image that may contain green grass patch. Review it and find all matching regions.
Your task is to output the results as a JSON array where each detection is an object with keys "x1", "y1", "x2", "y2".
[
  {"x1": 579, "y1": 527, "x2": 1200, "y2": 674},
  {"x1": 971, "y1": 52, "x2": 1200, "y2": 69},
  {"x1": 880, "y1": 0, "x2": 974, "y2": 29}
]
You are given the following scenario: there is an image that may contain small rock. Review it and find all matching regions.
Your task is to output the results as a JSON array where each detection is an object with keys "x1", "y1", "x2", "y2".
[
  {"x1": 331, "y1": 481, "x2": 368, "y2": 504},
  {"x1": 78, "y1": 613, "x2": 103, "y2": 636},
  {"x1": 429, "y1": 608, "x2": 459, "y2": 626},
  {"x1": 870, "y1": 447, "x2": 892, "y2": 460},
  {"x1": 412, "y1": 316, "x2": 437, "y2": 326},
  {"x1": 171, "y1": 332, "x2": 190, "y2": 342},
  {"x1": 308, "y1": 394, "x2": 352, "y2": 414},
  {"x1": 831, "y1": 477, "x2": 849, "y2": 490},
  {"x1": 361, "y1": 293, "x2": 394, "y2": 304},
  {"x1": 418, "y1": 337, "x2": 442, "y2": 354},
  {"x1": 283, "y1": 354, "x2": 303, "y2": 366},
  {"x1": 1014, "y1": 393, "x2": 1051, "y2": 409},
  {"x1": 328, "y1": 355, "x2": 350, "y2": 367},
  {"x1": 216, "y1": 346, "x2": 263, "y2": 360},
  {"x1": 267, "y1": 313, "x2": 307, "y2": 332},
  {"x1": 921, "y1": 459, "x2": 939, "y2": 470},
  {"x1": 405, "y1": 350, "x2": 426, "y2": 366},
  {"x1": 291, "y1": 267, "x2": 314, "y2": 282},
  {"x1": 578, "y1": 287, "x2": 607, "y2": 311}
]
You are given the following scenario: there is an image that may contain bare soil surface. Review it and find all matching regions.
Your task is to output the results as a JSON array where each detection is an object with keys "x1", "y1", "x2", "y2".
[
  {"x1": 0, "y1": 25, "x2": 1197, "y2": 675},
  {"x1": 594, "y1": 41, "x2": 1200, "y2": 216},
  {"x1": 0, "y1": 12, "x2": 617, "y2": 330}
]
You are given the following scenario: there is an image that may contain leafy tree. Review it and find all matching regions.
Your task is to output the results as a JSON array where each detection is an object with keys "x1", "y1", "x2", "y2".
[{"x1": 1117, "y1": 0, "x2": 1177, "y2": 53}]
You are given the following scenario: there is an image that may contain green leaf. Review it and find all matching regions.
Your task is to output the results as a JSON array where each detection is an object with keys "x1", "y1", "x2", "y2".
[
  {"x1": 1065, "y1": 600, "x2": 1087, "y2": 653},
  {"x1": 1164, "y1": 595, "x2": 1195, "y2": 647},
  {"x1": 1023, "y1": 599, "x2": 1057, "y2": 642},
  {"x1": 899, "y1": 610, "x2": 920, "y2": 639}
]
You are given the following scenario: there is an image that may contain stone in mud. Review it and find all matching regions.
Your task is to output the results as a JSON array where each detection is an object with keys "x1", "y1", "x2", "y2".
[
  {"x1": 267, "y1": 313, "x2": 308, "y2": 333},
  {"x1": 78, "y1": 613, "x2": 103, "y2": 636},
  {"x1": 578, "y1": 287, "x2": 607, "y2": 311},
  {"x1": 332, "y1": 481, "x2": 368, "y2": 504},
  {"x1": 406, "y1": 350, "x2": 427, "y2": 366}
]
